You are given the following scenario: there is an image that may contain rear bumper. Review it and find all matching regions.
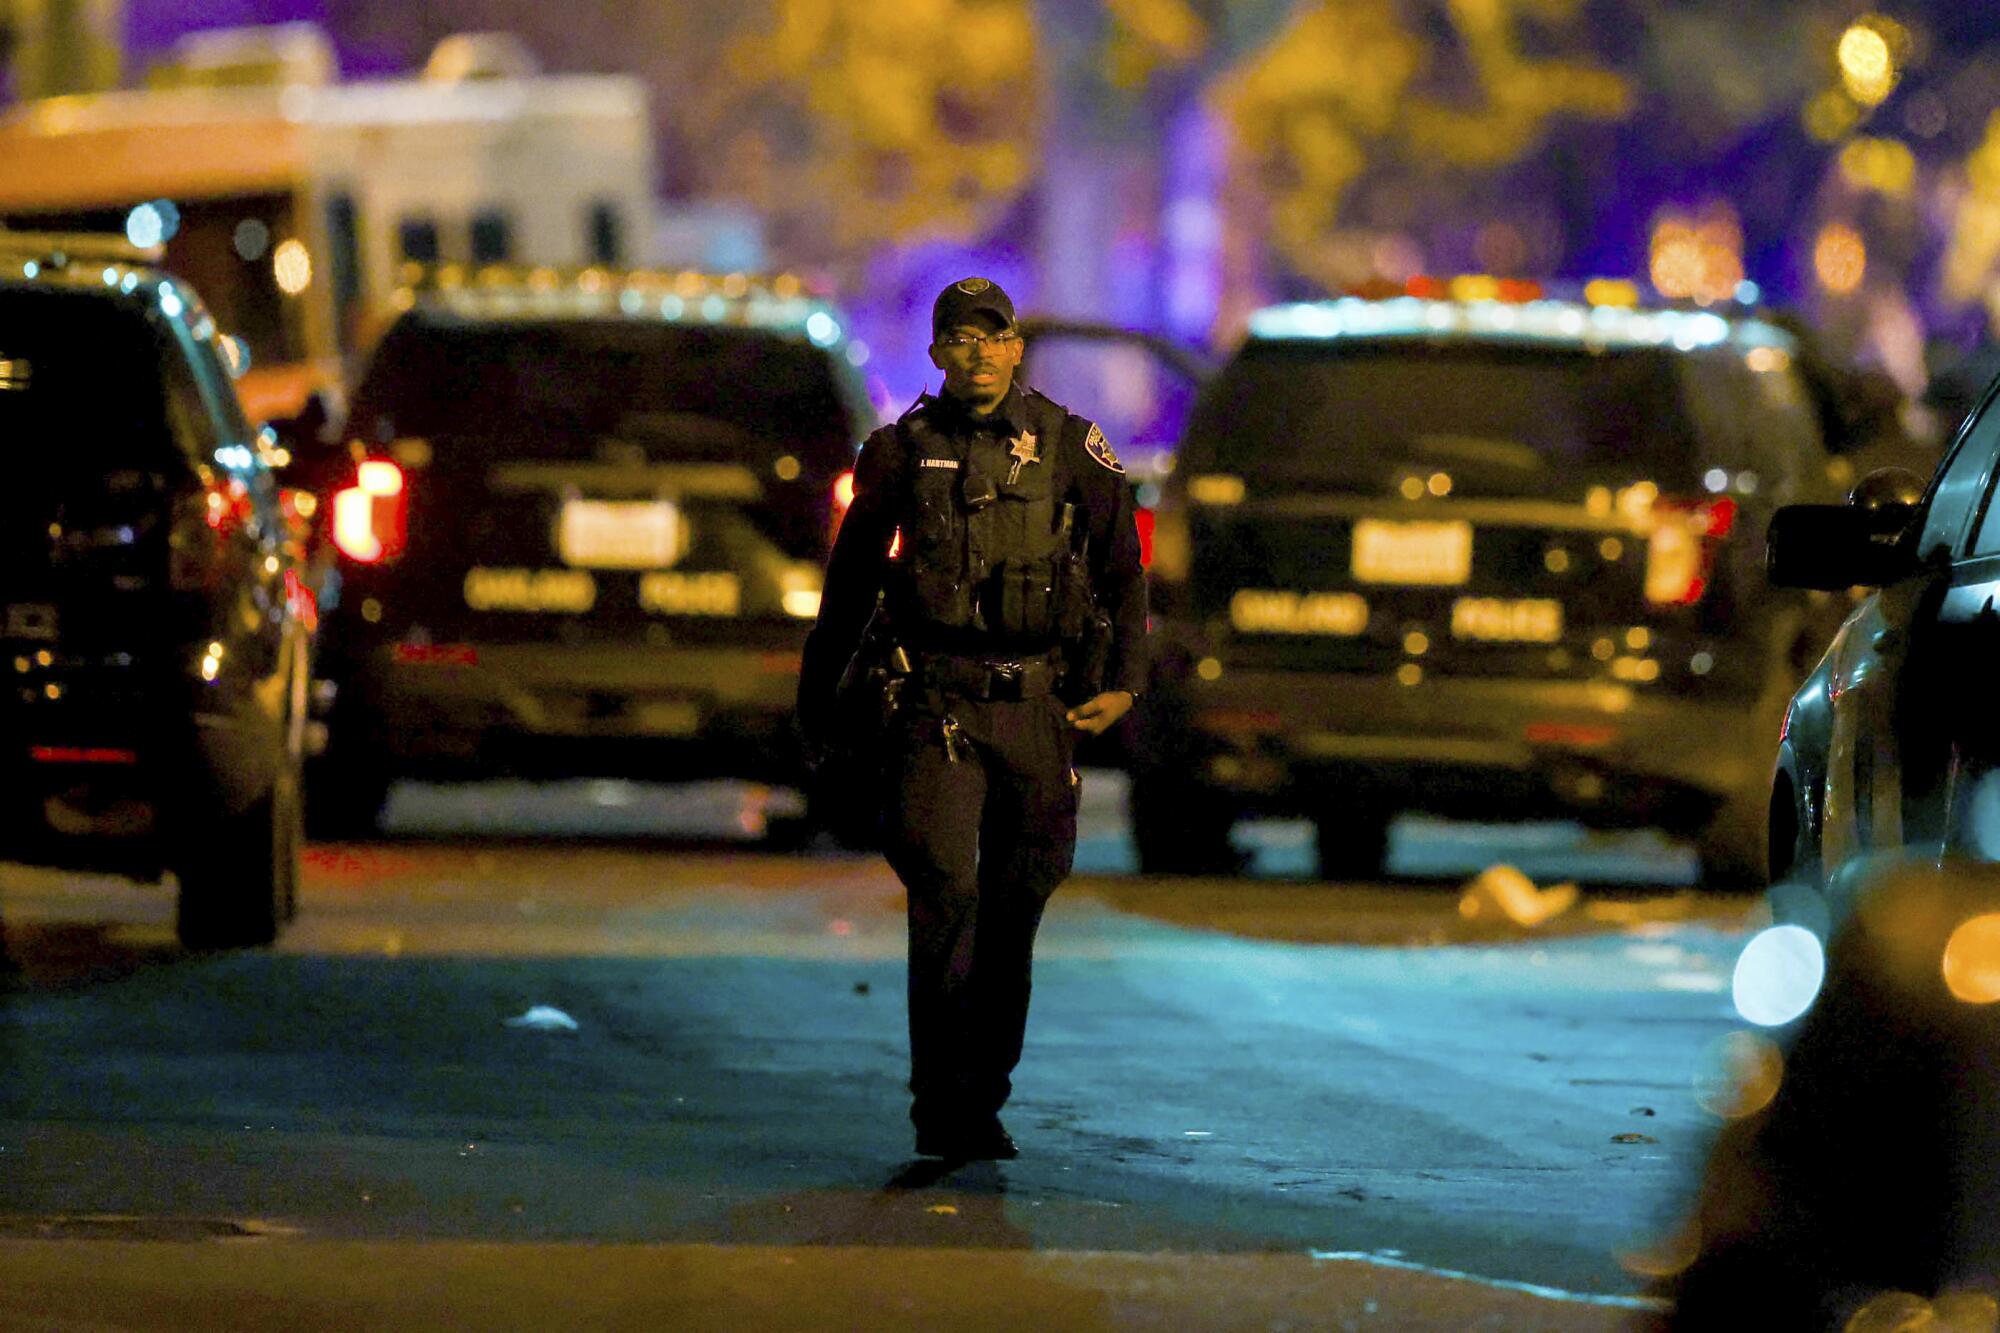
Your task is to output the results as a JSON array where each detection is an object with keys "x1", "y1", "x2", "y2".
[
  {"x1": 329, "y1": 641, "x2": 808, "y2": 782},
  {"x1": 1164, "y1": 670, "x2": 1776, "y2": 830},
  {"x1": 0, "y1": 706, "x2": 280, "y2": 877}
]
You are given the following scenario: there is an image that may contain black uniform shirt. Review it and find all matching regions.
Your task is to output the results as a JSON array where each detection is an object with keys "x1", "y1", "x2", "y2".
[{"x1": 799, "y1": 383, "x2": 1148, "y2": 736}]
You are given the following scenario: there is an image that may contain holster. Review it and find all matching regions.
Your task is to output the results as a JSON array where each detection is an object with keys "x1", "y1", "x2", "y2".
[
  {"x1": 1062, "y1": 607, "x2": 1114, "y2": 706},
  {"x1": 831, "y1": 608, "x2": 910, "y2": 756}
]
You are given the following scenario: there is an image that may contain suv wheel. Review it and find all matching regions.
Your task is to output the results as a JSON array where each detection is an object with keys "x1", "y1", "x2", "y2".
[
  {"x1": 175, "y1": 756, "x2": 301, "y2": 950},
  {"x1": 1129, "y1": 769, "x2": 1241, "y2": 875},
  {"x1": 304, "y1": 751, "x2": 392, "y2": 841},
  {"x1": 1314, "y1": 808, "x2": 1391, "y2": 882}
]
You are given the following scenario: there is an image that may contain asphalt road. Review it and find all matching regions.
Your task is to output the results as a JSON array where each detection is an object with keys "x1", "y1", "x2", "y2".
[{"x1": 0, "y1": 775, "x2": 1758, "y2": 1331}]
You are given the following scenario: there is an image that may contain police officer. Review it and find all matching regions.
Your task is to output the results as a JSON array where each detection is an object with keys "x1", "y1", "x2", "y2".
[{"x1": 798, "y1": 277, "x2": 1148, "y2": 1161}]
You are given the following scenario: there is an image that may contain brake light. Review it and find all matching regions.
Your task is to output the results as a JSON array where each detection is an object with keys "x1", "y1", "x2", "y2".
[
  {"x1": 1135, "y1": 507, "x2": 1155, "y2": 568},
  {"x1": 392, "y1": 643, "x2": 478, "y2": 667},
  {"x1": 332, "y1": 458, "x2": 407, "y2": 563},
  {"x1": 1524, "y1": 722, "x2": 1618, "y2": 748},
  {"x1": 1644, "y1": 495, "x2": 1737, "y2": 606},
  {"x1": 30, "y1": 746, "x2": 139, "y2": 764}
]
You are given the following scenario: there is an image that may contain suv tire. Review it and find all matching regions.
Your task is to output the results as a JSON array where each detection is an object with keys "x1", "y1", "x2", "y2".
[
  {"x1": 175, "y1": 757, "x2": 301, "y2": 950},
  {"x1": 1315, "y1": 808, "x2": 1391, "y2": 883},
  {"x1": 1129, "y1": 769, "x2": 1241, "y2": 875},
  {"x1": 304, "y1": 750, "x2": 392, "y2": 841}
]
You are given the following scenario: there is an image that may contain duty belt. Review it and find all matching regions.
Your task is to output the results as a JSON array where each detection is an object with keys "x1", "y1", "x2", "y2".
[{"x1": 921, "y1": 652, "x2": 1061, "y2": 702}]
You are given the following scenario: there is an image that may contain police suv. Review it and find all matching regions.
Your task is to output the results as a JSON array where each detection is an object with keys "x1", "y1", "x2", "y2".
[
  {"x1": 0, "y1": 233, "x2": 312, "y2": 946},
  {"x1": 1134, "y1": 289, "x2": 1858, "y2": 886},
  {"x1": 302, "y1": 265, "x2": 870, "y2": 834}
]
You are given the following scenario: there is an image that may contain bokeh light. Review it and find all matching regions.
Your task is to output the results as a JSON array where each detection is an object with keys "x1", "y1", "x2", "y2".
[
  {"x1": 1839, "y1": 138, "x2": 1917, "y2": 198},
  {"x1": 1694, "y1": 1030, "x2": 1786, "y2": 1120},
  {"x1": 124, "y1": 200, "x2": 180, "y2": 249},
  {"x1": 1842, "y1": 1288, "x2": 2000, "y2": 1332},
  {"x1": 1805, "y1": 89, "x2": 1863, "y2": 142},
  {"x1": 272, "y1": 239, "x2": 313, "y2": 295},
  {"x1": 1618, "y1": 1216, "x2": 1701, "y2": 1280},
  {"x1": 1648, "y1": 209, "x2": 1743, "y2": 305},
  {"x1": 1733, "y1": 924, "x2": 1825, "y2": 1026},
  {"x1": 1837, "y1": 21, "x2": 1898, "y2": 107},
  {"x1": 1942, "y1": 913, "x2": 2000, "y2": 1004},
  {"x1": 1814, "y1": 224, "x2": 1867, "y2": 295}
]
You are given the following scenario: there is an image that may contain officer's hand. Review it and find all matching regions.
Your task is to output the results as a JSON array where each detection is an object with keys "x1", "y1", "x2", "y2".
[{"x1": 1066, "y1": 690, "x2": 1134, "y2": 736}]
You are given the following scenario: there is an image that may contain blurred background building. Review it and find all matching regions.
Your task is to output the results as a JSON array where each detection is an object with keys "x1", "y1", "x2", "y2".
[{"x1": 7, "y1": 0, "x2": 2000, "y2": 424}]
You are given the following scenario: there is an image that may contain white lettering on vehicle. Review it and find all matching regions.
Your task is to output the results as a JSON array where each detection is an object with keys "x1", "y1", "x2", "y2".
[
  {"x1": 1451, "y1": 597, "x2": 1564, "y2": 642},
  {"x1": 463, "y1": 567, "x2": 598, "y2": 614},
  {"x1": 1229, "y1": 589, "x2": 1369, "y2": 637},
  {"x1": 639, "y1": 570, "x2": 741, "y2": 617}
]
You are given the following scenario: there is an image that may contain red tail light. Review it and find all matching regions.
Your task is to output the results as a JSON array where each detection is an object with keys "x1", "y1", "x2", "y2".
[
  {"x1": 1524, "y1": 721, "x2": 1618, "y2": 748},
  {"x1": 1135, "y1": 507, "x2": 1156, "y2": 569},
  {"x1": 392, "y1": 643, "x2": 478, "y2": 667},
  {"x1": 331, "y1": 458, "x2": 407, "y2": 563},
  {"x1": 1645, "y1": 495, "x2": 1737, "y2": 606},
  {"x1": 30, "y1": 746, "x2": 139, "y2": 765}
]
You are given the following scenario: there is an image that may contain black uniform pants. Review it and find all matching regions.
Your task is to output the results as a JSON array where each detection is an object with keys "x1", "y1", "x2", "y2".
[{"x1": 881, "y1": 691, "x2": 1079, "y2": 1131}]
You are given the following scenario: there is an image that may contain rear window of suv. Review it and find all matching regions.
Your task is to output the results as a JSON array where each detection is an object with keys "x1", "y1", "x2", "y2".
[
  {"x1": 350, "y1": 315, "x2": 860, "y2": 465},
  {"x1": 0, "y1": 288, "x2": 171, "y2": 467},
  {"x1": 1184, "y1": 340, "x2": 1700, "y2": 489}
]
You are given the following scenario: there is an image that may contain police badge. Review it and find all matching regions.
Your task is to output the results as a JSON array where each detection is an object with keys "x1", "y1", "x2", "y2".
[{"x1": 1083, "y1": 423, "x2": 1124, "y2": 474}]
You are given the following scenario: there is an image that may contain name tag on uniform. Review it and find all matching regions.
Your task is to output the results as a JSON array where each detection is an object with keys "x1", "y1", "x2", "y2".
[{"x1": 920, "y1": 458, "x2": 960, "y2": 470}]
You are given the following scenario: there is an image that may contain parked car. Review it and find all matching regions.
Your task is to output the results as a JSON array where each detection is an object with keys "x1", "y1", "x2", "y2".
[
  {"x1": 1767, "y1": 366, "x2": 2000, "y2": 895},
  {"x1": 298, "y1": 265, "x2": 871, "y2": 835},
  {"x1": 0, "y1": 233, "x2": 311, "y2": 947},
  {"x1": 1131, "y1": 293, "x2": 1861, "y2": 885}
]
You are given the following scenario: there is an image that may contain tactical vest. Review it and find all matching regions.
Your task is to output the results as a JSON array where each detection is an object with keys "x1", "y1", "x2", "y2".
[{"x1": 885, "y1": 391, "x2": 1094, "y2": 648}]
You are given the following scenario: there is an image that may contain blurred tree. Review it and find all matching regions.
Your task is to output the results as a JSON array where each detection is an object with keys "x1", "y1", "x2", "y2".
[
  {"x1": 705, "y1": 0, "x2": 1042, "y2": 278},
  {"x1": 7, "y1": 0, "x2": 121, "y2": 98},
  {"x1": 1206, "y1": 0, "x2": 1626, "y2": 293},
  {"x1": 1945, "y1": 117, "x2": 2000, "y2": 311}
]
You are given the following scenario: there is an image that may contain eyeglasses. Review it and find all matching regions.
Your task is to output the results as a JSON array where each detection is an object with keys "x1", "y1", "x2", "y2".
[{"x1": 935, "y1": 331, "x2": 1021, "y2": 354}]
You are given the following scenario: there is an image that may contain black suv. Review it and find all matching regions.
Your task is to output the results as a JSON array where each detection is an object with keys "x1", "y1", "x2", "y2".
[
  {"x1": 0, "y1": 234, "x2": 311, "y2": 946},
  {"x1": 302, "y1": 267, "x2": 871, "y2": 833},
  {"x1": 1133, "y1": 294, "x2": 1862, "y2": 885}
]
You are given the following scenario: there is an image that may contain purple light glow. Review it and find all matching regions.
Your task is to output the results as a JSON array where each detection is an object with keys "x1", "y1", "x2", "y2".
[
  {"x1": 125, "y1": 0, "x2": 330, "y2": 62},
  {"x1": 851, "y1": 239, "x2": 1035, "y2": 419}
]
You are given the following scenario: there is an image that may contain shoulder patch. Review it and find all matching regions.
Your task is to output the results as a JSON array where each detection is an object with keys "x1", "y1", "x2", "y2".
[{"x1": 1082, "y1": 422, "x2": 1124, "y2": 474}]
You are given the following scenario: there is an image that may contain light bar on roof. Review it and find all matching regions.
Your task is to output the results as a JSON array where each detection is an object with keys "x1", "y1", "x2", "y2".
[
  {"x1": 423, "y1": 282, "x2": 839, "y2": 341},
  {"x1": 1246, "y1": 296, "x2": 1789, "y2": 354},
  {"x1": 396, "y1": 262, "x2": 838, "y2": 339}
]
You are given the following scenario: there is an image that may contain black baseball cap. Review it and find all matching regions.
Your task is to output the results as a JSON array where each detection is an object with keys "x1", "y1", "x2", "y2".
[{"x1": 931, "y1": 277, "x2": 1016, "y2": 337}]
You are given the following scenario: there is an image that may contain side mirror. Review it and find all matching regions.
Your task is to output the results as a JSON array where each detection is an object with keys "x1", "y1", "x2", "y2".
[
  {"x1": 1847, "y1": 465, "x2": 1926, "y2": 511},
  {"x1": 1767, "y1": 502, "x2": 1915, "y2": 590}
]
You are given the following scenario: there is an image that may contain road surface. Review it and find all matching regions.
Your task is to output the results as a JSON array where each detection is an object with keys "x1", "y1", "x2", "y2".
[{"x1": 0, "y1": 775, "x2": 1757, "y2": 1330}]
